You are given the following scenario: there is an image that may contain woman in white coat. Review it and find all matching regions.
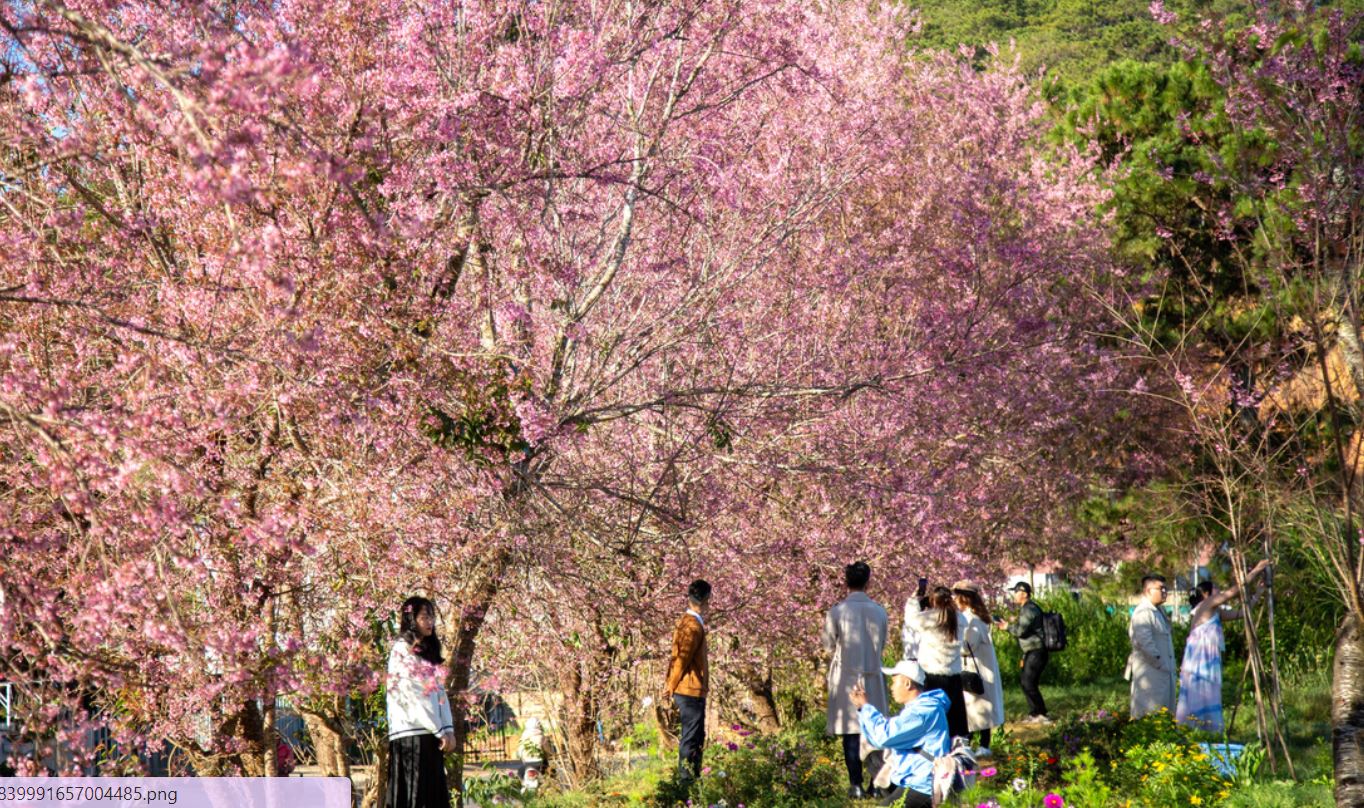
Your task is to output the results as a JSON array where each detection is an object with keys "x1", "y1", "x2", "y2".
[
  {"x1": 903, "y1": 585, "x2": 970, "y2": 739},
  {"x1": 386, "y1": 596, "x2": 454, "y2": 808},
  {"x1": 953, "y1": 581, "x2": 1004, "y2": 756}
]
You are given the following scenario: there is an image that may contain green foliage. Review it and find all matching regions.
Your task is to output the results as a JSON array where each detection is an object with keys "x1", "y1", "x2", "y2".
[
  {"x1": 1113, "y1": 739, "x2": 1235, "y2": 805},
  {"x1": 1048, "y1": 707, "x2": 1129, "y2": 771},
  {"x1": 909, "y1": 0, "x2": 1364, "y2": 87},
  {"x1": 1053, "y1": 55, "x2": 1267, "y2": 350},
  {"x1": 972, "y1": 711, "x2": 1235, "y2": 806},
  {"x1": 650, "y1": 731, "x2": 846, "y2": 808},
  {"x1": 1219, "y1": 780, "x2": 1332, "y2": 808},
  {"x1": 459, "y1": 765, "x2": 525, "y2": 805},
  {"x1": 990, "y1": 726, "x2": 1065, "y2": 789},
  {"x1": 1254, "y1": 530, "x2": 1345, "y2": 669},
  {"x1": 1117, "y1": 703, "x2": 1188, "y2": 748},
  {"x1": 554, "y1": 665, "x2": 1332, "y2": 806},
  {"x1": 528, "y1": 757, "x2": 676, "y2": 807},
  {"x1": 424, "y1": 368, "x2": 533, "y2": 463},
  {"x1": 1059, "y1": 749, "x2": 1115, "y2": 806},
  {"x1": 621, "y1": 721, "x2": 660, "y2": 757},
  {"x1": 961, "y1": 750, "x2": 1111, "y2": 807}
]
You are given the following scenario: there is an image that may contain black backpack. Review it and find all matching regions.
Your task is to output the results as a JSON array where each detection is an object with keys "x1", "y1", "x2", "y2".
[{"x1": 1042, "y1": 610, "x2": 1067, "y2": 652}]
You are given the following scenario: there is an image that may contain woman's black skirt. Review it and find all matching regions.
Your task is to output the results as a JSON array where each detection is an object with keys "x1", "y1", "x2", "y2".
[
  {"x1": 386, "y1": 734, "x2": 451, "y2": 808},
  {"x1": 922, "y1": 672, "x2": 970, "y2": 740}
]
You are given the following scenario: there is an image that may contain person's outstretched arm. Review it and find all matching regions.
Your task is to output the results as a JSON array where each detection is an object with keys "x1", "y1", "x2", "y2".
[
  {"x1": 1212, "y1": 560, "x2": 1270, "y2": 619},
  {"x1": 858, "y1": 701, "x2": 933, "y2": 751}
]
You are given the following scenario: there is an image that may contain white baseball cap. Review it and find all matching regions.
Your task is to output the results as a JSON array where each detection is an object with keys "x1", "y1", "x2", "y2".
[{"x1": 880, "y1": 659, "x2": 927, "y2": 685}]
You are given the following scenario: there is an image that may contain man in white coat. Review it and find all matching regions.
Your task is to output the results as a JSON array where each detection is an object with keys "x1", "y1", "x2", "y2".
[
  {"x1": 824, "y1": 561, "x2": 889, "y2": 800},
  {"x1": 1127, "y1": 574, "x2": 1177, "y2": 718}
]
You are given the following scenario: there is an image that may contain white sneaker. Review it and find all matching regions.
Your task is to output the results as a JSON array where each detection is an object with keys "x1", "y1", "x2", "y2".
[
  {"x1": 974, "y1": 747, "x2": 992, "y2": 758},
  {"x1": 1033, "y1": 715, "x2": 1054, "y2": 725}
]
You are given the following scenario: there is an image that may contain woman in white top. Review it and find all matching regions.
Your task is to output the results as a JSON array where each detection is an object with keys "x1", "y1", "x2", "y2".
[
  {"x1": 952, "y1": 581, "x2": 1005, "y2": 756},
  {"x1": 386, "y1": 596, "x2": 454, "y2": 808},
  {"x1": 902, "y1": 585, "x2": 970, "y2": 739}
]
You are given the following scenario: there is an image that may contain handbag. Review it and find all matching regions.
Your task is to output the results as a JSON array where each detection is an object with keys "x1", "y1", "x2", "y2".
[{"x1": 961, "y1": 643, "x2": 986, "y2": 696}]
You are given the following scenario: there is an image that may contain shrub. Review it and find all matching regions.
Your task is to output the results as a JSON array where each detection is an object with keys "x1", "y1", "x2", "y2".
[
  {"x1": 989, "y1": 727, "x2": 1064, "y2": 790},
  {"x1": 1118, "y1": 706, "x2": 1190, "y2": 749},
  {"x1": 460, "y1": 764, "x2": 525, "y2": 806},
  {"x1": 650, "y1": 730, "x2": 845, "y2": 808},
  {"x1": 1049, "y1": 708, "x2": 1127, "y2": 772},
  {"x1": 977, "y1": 708, "x2": 1230, "y2": 806},
  {"x1": 1111, "y1": 739, "x2": 1233, "y2": 806}
]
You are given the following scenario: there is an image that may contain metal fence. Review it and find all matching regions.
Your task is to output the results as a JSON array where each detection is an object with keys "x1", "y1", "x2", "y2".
[
  {"x1": 462, "y1": 694, "x2": 517, "y2": 762},
  {"x1": 463, "y1": 725, "x2": 514, "y2": 762}
]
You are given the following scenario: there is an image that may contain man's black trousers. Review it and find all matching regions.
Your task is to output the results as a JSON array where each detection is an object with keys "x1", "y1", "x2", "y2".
[
  {"x1": 673, "y1": 693, "x2": 706, "y2": 777},
  {"x1": 1021, "y1": 649, "x2": 1049, "y2": 717}
]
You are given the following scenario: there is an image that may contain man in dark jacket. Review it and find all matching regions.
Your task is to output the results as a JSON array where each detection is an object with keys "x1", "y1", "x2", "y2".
[
  {"x1": 663, "y1": 579, "x2": 711, "y2": 778},
  {"x1": 994, "y1": 582, "x2": 1050, "y2": 724}
]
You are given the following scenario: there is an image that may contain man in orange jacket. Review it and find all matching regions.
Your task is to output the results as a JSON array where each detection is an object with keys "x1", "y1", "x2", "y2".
[{"x1": 663, "y1": 579, "x2": 711, "y2": 779}]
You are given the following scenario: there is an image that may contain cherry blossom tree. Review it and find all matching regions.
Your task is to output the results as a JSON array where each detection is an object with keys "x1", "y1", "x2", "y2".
[{"x1": 1, "y1": 0, "x2": 1137, "y2": 791}]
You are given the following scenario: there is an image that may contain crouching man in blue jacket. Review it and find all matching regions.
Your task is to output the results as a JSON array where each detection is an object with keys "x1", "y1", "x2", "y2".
[{"x1": 850, "y1": 659, "x2": 951, "y2": 808}]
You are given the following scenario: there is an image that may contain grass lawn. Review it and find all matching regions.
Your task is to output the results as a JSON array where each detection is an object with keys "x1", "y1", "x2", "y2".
[
  {"x1": 987, "y1": 665, "x2": 1335, "y2": 807},
  {"x1": 495, "y1": 664, "x2": 1335, "y2": 807}
]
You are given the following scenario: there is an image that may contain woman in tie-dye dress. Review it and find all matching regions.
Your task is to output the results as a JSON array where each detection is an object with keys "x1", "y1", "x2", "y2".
[{"x1": 1176, "y1": 559, "x2": 1270, "y2": 732}]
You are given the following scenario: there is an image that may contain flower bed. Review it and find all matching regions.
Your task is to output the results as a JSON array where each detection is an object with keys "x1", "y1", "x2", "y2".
[{"x1": 962, "y1": 708, "x2": 1234, "y2": 807}]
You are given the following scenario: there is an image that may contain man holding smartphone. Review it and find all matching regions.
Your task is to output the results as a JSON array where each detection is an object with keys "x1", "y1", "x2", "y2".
[
  {"x1": 822, "y1": 561, "x2": 889, "y2": 799},
  {"x1": 994, "y1": 581, "x2": 1050, "y2": 724}
]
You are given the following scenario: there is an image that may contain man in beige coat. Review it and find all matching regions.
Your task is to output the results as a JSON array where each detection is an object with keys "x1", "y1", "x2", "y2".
[
  {"x1": 1127, "y1": 574, "x2": 1176, "y2": 718},
  {"x1": 823, "y1": 561, "x2": 888, "y2": 799}
]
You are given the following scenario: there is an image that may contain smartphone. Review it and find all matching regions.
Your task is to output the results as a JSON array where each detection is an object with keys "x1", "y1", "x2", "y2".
[{"x1": 918, "y1": 576, "x2": 928, "y2": 592}]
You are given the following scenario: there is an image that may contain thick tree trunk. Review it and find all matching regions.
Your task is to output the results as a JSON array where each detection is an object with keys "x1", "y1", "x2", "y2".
[
  {"x1": 1335, "y1": 614, "x2": 1364, "y2": 806},
  {"x1": 285, "y1": 596, "x2": 353, "y2": 779},
  {"x1": 446, "y1": 549, "x2": 512, "y2": 807},
  {"x1": 558, "y1": 663, "x2": 601, "y2": 784},
  {"x1": 361, "y1": 737, "x2": 389, "y2": 808},
  {"x1": 239, "y1": 700, "x2": 270, "y2": 777},
  {"x1": 653, "y1": 698, "x2": 679, "y2": 752},
  {"x1": 263, "y1": 599, "x2": 278, "y2": 777},
  {"x1": 262, "y1": 698, "x2": 278, "y2": 777},
  {"x1": 743, "y1": 668, "x2": 781, "y2": 734},
  {"x1": 300, "y1": 708, "x2": 351, "y2": 777},
  {"x1": 201, "y1": 700, "x2": 269, "y2": 776}
]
